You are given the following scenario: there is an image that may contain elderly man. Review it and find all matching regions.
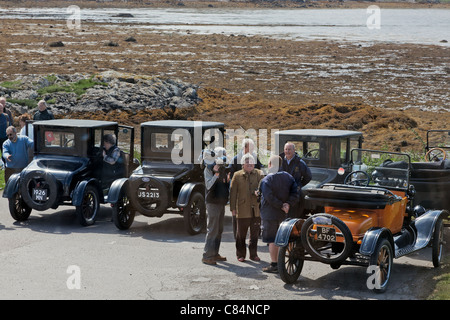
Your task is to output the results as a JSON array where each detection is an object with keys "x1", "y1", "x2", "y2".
[
  {"x1": 2, "y1": 126, "x2": 33, "y2": 182},
  {"x1": 280, "y1": 142, "x2": 312, "y2": 218},
  {"x1": 0, "y1": 97, "x2": 13, "y2": 123},
  {"x1": 260, "y1": 155, "x2": 298, "y2": 273},
  {"x1": 33, "y1": 100, "x2": 54, "y2": 121},
  {"x1": 230, "y1": 153, "x2": 264, "y2": 262}
]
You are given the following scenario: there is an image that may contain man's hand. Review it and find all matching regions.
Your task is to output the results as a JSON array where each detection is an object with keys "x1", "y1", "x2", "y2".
[
  {"x1": 6, "y1": 155, "x2": 12, "y2": 162},
  {"x1": 282, "y1": 203, "x2": 290, "y2": 214}
]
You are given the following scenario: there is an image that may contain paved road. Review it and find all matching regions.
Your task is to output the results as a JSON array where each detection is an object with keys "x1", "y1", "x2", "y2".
[{"x1": 0, "y1": 194, "x2": 448, "y2": 301}]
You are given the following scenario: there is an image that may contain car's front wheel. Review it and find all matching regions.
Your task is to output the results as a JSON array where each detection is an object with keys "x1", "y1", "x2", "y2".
[
  {"x1": 112, "y1": 187, "x2": 135, "y2": 230},
  {"x1": 184, "y1": 192, "x2": 206, "y2": 235},
  {"x1": 278, "y1": 240, "x2": 304, "y2": 284},
  {"x1": 76, "y1": 185, "x2": 100, "y2": 226},
  {"x1": 369, "y1": 238, "x2": 393, "y2": 293},
  {"x1": 9, "y1": 192, "x2": 32, "y2": 221}
]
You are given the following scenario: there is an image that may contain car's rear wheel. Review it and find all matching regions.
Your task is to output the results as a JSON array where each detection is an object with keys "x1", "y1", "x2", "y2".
[
  {"x1": 301, "y1": 214, "x2": 353, "y2": 264},
  {"x1": 184, "y1": 192, "x2": 206, "y2": 235},
  {"x1": 369, "y1": 238, "x2": 393, "y2": 293},
  {"x1": 278, "y1": 240, "x2": 304, "y2": 284},
  {"x1": 432, "y1": 217, "x2": 445, "y2": 268},
  {"x1": 112, "y1": 187, "x2": 135, "y2": 230},
  {"x1": 9, "y1": 192, "x2": 32, "y2": 221},
  {"x1": 76, "y1": 185, "x2": 100, "y2": 226}
]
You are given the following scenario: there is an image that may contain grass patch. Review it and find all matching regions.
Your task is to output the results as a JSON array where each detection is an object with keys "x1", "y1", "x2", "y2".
[
  {"x1": 428, "y1": 271, "x2": 450, "y2": 300},
  {"x1": 0, "y1": 80, "x2": 23, "y2": 90},
  {"x1": 6, "y1": 98, "x2": 38, "y2": 109},
  {"x1": 37, "y1": 78, "x2": 108, "y2": 96}
]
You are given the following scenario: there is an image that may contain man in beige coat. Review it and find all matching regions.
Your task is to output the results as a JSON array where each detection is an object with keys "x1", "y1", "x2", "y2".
[{"x1": 230, "y1": 153, "x2": 264, "y2": 262}]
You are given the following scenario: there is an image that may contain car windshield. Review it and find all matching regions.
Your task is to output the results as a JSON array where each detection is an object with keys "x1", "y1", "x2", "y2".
[{"x1": 348, "y1": 149, "x2": 411, "y2": 191}]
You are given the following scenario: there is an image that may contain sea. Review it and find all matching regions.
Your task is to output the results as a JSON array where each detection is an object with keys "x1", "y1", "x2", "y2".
[{"x1": 0, "y1": 7, "x2": 449, "y2": 46}]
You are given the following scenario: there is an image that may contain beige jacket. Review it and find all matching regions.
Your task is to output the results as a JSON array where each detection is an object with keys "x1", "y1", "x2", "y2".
[{"x1": 229, "y1": 169, "x2": 264, "y2": 219}]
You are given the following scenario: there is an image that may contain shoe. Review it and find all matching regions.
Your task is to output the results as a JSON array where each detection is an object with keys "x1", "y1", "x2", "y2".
[
  {"x1": 214, "y1": 254, "x2": 227, "y2": 262},
  {"x1": 237, "y1": 257, "x2": 245, "y2": 262},
  {"x1": 262, "y1": 264, "x2": 278, "y2": 273},
  {"x1": 202, "y1": 257, "x2": 217, "y2": 265},
  {"x1": 250, "y1": 256, "x2": 260, "y2": 262}
]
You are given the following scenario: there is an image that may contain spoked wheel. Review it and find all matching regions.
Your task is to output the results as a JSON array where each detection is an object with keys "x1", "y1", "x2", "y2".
[
  {"x1": 76, "y1": 185, "x2": 100, "y2": 226},
  {"x1": 9, "y1": 192, "x2": 32, "y2": 221},
  {"x1": 278, "y1": 240, "x2": 304, "y2": 284},
  {"x1": 112, "y1": 187, "x2": 135, "y2": 230},
  {"x1": 301, "y1": 214, "x2": 353, "y2": 264},
  {"x1": 369, "y1": 238, "x2": 393, "y2": 293},
  {"x1": 184, "y1": 192, "x2": 206, "y2": 235},
  {"x1": 432, "y1": 217, "x2": 445, "y2": 268}
]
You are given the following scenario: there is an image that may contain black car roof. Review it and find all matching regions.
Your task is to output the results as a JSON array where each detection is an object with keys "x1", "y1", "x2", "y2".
[
  {"x1": 33, "y1": 119, "x2": 118, "y2": 128},
  {"x1": 141, "y1": 120, "x2": 224, "y2": 129},
  {"x1": 275, "y1": 129, "x2": 362, "y2": 138}
]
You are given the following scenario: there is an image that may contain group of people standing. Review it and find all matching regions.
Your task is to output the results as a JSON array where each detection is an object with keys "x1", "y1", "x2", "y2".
[
  {"x1": 0, "y1": 97, "x2": 54, "y2": 182},
  {"x1": 202, "y1": 138, "x2": 312, "y2": 274}
]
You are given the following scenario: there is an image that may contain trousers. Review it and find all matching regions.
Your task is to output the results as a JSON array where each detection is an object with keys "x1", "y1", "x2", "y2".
[
  {"x1": 203, "y1": 202, "x2": 225, "y2": 259},
  {"x1": 235, "y1": 216, "x2": 261, "y2": 259}
]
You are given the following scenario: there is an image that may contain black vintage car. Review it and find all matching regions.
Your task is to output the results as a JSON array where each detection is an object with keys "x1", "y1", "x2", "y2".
[
  {"x1": 108, "y1": 120, "x2": 225, "y2": 234},
  {"x1": 3, "y1": 119, "x2": 135, "y2": 226}
]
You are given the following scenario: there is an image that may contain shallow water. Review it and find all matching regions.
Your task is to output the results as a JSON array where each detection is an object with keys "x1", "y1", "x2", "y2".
[{"x1": 0, "y1": 7, "x2": 449, "y2": 46}]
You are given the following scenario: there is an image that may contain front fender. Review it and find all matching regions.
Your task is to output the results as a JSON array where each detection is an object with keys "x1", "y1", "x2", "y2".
[
  {"x1": 275, "y1": 218, "x2": 304, "y2": 247},
  {"x1": 106, "y1": 178, "x2": 128, "y2": 204},
  {"x1": 72, "y1": 179, "x2": 98, "y2": 206},
  {"x1": 176, "y1": 182, "x2": 204, "y2": 207},
  {"x1": 414, "y1": 209, "x2": 449, "y2": 250},
  {"x1": 2, "y1": 173, "x2": 21, "y2": 198},
  {"x1": 360, "y1": 227, "x2": 394, "y2": 256}
]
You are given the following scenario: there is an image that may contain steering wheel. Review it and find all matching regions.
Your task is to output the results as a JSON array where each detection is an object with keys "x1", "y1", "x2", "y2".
[
  {"x1": 344, "y1": 170, "x2": 371, "y2": 187},
  {"x1": 425, "y1": 147, "x2": 447, "y2": 162},
  {"x1": 303, "y1": 149, "x2": 320, "y2": 159}
]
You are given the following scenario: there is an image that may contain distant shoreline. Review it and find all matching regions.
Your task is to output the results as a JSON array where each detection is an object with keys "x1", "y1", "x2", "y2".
[{"x1": 1, "y1": 0, "x2": 449, "y2": 10}]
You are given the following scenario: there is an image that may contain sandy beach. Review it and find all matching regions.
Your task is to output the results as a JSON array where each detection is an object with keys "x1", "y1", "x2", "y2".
[{"x1": 0, "y1": 1, "x2": 449, "y2": 152}]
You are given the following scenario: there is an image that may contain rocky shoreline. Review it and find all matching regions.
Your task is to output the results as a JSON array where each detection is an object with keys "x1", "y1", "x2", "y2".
[{"x1": 1, "y1": 72, "x2": 201, "y2": 117}]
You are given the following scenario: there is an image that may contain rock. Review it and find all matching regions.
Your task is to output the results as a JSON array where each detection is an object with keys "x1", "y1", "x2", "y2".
[
  {"x1": 112, "y1": 13, "x2": 134, "y2": 18},
  {"x1": 49, "y1": 41, "x2": 64, "y2": 47}
]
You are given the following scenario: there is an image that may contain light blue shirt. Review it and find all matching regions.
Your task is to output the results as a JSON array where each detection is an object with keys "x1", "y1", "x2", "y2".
[{"x1": 2, "y1": 135, "x2": 34, "y2": 169}]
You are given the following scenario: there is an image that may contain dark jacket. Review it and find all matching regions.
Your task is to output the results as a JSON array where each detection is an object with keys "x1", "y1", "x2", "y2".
[
  {"x1": 33, "y1": 108, "x2": 54, "y2": 121},
  {"x1": 204, "y1": 167, "x2": 229, "y2": 206},
  {"x1": 280, "y1": 152, "x2": 312, "y2": 192},
  {"x1": 260, "y1": 171, "x2": 298, "y2": 221}
]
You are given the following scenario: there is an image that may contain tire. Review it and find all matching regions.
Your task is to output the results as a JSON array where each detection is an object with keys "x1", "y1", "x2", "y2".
[
  {"x1": 128, "y1": 176, "x2": 168, "y2": 217},
  {"x1": 432, "y1": 217, "x2": 444, "y2": 268},
  {"x1": 184, "y1": 192, "x2": 206, "y2": 235},
  {"x1": 20, "y1": 171, "x2": 59, "y2": 211},
  {"x1": 369, "y1": 238, "x2": 393, "y2": 293},
  {"x1": 76, "y1": 185, "x2": 100, "y2": 226},
  {"x1": 278, "y1": 240, "x2": 304, "y2": 284},
  {"x1": 112, "y1": 187, "x2": 135, "y2": 230},
  {"x1": 301, "y1": 214, "x2": 353, "y2": 264},
  {"x1": 9, "y1": 192, "x2": 32, "y2": 221}
]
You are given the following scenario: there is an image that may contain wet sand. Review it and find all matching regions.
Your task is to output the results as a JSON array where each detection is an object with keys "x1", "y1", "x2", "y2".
[{"x1": 0, "y1": 3, "x2": 449, "y2": 152}]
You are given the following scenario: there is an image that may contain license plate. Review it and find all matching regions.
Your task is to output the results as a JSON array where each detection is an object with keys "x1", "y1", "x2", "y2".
[
  {"x1": 137, "y1": 189, "x2": 160, "y2": 199},
  {"x1": 316, "y1": 226, "x2": 337, "y2": 242},
  {"x1": 32, "y1": 188, "x2": 47, "y2": 201}
]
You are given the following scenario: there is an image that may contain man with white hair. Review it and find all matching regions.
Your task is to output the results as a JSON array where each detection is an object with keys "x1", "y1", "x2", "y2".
[
  {"x1": 0, "y1": 97, "x2": 13, "y2": 125},
  {"x1": 33, "y1": 100, "x2": 54, "y2": 121}
]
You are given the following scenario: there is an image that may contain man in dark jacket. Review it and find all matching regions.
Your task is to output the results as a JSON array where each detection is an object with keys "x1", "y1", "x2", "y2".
[
  {"x1": 260, "y1": 155, "x2": 298, "y2": 273},
  {"x1": 33, "y1": 100, "x2": 54, "y2": 121},
  {"x1": 202, "y1": 147, "x2": 229, "y2": 265},
  {"x1": 280, "y1": 142, "x2": 312, "y2": 218}
]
